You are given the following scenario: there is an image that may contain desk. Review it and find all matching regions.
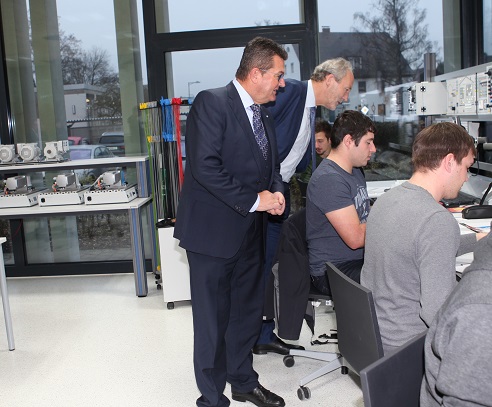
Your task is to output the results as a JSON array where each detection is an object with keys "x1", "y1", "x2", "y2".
[
  {"x1": 0, "y1": 237, "x2": 14, "y2": 350},
  {"x1": 0, "y1": 156, "x2": 157, "y2": 297},
  {"x1": 366, "y1": 180, "x2": 406, "y2": 199},
  {"x1": 454, "y1": 213, "x2": 492, "y2": 273},
  {"x1": 0, "y1": 198, "x2": 154, "y2": 297}
]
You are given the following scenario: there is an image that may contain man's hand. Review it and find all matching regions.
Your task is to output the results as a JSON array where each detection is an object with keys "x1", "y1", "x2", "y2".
[
  {"x1": 257, "y1": 190, "x2": 285, "y2": 215},
  {"x1": 267, "y1": 191, "x2": 285, "y2": 215}
]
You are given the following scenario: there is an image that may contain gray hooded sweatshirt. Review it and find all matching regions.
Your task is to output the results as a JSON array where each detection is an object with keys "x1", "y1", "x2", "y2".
[{"x1": 421, "y1": 225, "x2": 492, "y2": 406}]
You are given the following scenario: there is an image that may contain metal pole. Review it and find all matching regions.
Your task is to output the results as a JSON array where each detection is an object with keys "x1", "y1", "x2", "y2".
[{"x1": 423, "y1": 53, "x2": 436, "y2": 127}]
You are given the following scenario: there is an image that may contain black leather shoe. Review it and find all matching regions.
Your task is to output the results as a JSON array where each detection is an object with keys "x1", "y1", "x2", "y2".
[
  {"x1": 232, "y1": 384, "x2": 285, "y2": 407},
  {"x1": 252, "y1": 336, "x2": 305, "y2": 355}
]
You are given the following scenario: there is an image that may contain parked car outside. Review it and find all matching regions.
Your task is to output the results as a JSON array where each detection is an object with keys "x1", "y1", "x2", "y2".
[
  {"x1": 99, "y1": 131, "x2": 125, "y2": 156},
  {"x1": 69, "y1": 144, "x2": 115, "y2": 184},
  {"x1": 68, "y1": 136, "x2": 90, "y2": 146}
]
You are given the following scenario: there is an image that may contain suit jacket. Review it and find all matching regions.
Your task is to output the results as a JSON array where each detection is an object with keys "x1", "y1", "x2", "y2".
[
  {"x1": 265, "y1": 79, "x2": 312, "y2": 173},
  {"x1": 174, "y1": 81, "x2": 284, "y2": 259}
]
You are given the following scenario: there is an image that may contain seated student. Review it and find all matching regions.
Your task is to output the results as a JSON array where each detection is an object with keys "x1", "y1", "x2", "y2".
[
  {"x1": 306, "y1": 110, "x2": 376, "y2": 295},
  {"x1": 297, "y1": 119, "x2": 333, "y2": 184},
  {"x1": 360, "y1": 122, "x2": 487, "y2": 354},
  {"x1": 420, "y1": 228, "x2": 492, "y2": 407}
]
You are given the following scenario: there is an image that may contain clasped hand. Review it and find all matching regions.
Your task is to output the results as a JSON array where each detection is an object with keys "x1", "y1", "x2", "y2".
[{"x1": 257, "y1": 190, "x2": 285, "y2": 215}]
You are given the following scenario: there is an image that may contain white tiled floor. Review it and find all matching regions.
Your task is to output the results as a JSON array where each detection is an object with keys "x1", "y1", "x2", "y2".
[{"x1": 0, "y1": 273, "x2": 364, "y2": 407}]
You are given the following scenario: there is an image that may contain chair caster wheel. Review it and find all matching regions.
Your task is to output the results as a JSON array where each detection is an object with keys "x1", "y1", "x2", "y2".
[
  {"x1": 167, "y1": 302, "x2": 175, "y2": 310},
  {"x1": 283, "y1": 355, "x2": 294, "y2": 367},
  {"x1": 156, "y1": 284, "x2": 162, "y2": 290},
  {"x1": 341, "y1": 365, "x2": 349, "y2": 374},
  {"x1": 297, "y1": 386, "x2": 311, "y2": 400}
]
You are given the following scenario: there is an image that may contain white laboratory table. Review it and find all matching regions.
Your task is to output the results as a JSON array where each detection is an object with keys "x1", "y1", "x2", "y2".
[
  {"x1": 0, "y1": 155, "x2": 158, "y2": 297},
  {"x1": 0, "y1": 197, "x2": 154, "y2": 297},
  {"x1": 366, "y1": 180, "x2": 406, "y2": 199},
  {"x1": 453, "y1": 212, "x2": 492, "y2": 273},
  {"x1": 0, "y1": 236, "x2": 14, "y2": 350}
]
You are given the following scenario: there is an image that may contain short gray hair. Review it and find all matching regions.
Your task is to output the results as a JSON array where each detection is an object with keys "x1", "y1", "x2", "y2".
[{"x1": 310, "y1": 57, "x2": 353, "y2": 82}]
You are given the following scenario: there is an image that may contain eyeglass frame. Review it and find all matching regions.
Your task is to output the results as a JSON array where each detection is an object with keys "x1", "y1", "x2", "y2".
[{"x1": 259, "y1": 68, "x2": 285, "y2": 82}]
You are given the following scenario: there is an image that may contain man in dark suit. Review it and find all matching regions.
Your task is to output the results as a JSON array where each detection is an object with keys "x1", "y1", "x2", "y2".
[
  {"x1": 254, "y1": 58, "x2": 355, "y2": 355},
  {"x1": 173, "y1": 37, "x2": 287, "y2": 407}
]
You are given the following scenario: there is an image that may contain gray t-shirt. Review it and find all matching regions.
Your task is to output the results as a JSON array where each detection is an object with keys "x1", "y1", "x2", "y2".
[
  {"x1": 306, "y1": 159, "x2": 370, "y2": 277},
  {"x1": 360, "y1": 182, "x2": 477, "y2": 353}
]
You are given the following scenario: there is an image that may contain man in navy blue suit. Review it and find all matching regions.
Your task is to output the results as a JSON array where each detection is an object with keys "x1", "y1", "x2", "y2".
[
  {"x1": 174, "y1": 37, "x2": 287, "y2": 407},
  {"x1": 253, "y1": 58, "x2": 355, "y2": 355}
]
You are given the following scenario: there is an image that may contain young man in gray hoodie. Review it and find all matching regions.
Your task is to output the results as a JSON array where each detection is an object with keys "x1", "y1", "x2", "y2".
[{"x1": 421, "y1": 226, "x2": 492, "y2": 406}]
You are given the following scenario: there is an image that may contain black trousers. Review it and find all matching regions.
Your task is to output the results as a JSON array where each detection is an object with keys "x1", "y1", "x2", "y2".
[{"x1": 187, "y1": 215, "x2": 265, "y2": 407}]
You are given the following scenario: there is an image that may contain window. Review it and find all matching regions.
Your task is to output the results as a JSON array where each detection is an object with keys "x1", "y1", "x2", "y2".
[
  {"x1": 317, "y1": 0, "x2": 446, "y2": 182},
  {"x1": 0, "y1": 0, "x2": 150, "y2": 276},
  {"x1": 358, "y1": 81, "x2": 367, "y2": 93},
  {"x1": 348, "y1": 56, "x2": 363, "y2": 70},
  {"x1": 154, "y1": 0, "x2": 302, "y2": 33},
  {"x1": 484, "y1": 0, "x2": 492, "y2": 62},
  {"x1": 168, "y1": 44, "x2": 301, "y2": 99}
]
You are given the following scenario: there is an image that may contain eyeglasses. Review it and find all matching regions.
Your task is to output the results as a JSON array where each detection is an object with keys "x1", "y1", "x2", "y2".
[{"x1": 260, "y1": 69, "x2": 285, "y2": 82}]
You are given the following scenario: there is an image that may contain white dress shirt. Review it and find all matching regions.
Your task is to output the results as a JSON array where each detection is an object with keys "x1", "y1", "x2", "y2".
[{"x1": 280, "y1": 80, "x2": 316, "y2": 183}]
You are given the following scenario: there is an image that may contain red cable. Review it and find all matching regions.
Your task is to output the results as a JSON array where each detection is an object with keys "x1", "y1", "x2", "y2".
[{"x1": 172, "y1": 97, "x2": 184, "y2": 189}]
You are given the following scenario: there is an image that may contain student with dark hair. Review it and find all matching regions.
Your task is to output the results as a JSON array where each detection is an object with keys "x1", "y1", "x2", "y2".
[
  {"x1": 297, "y1": 119, "x2": 333, "y2": 183},
  {"x1": 306, "y1": 110, "x2": 376, "y2": 295}
]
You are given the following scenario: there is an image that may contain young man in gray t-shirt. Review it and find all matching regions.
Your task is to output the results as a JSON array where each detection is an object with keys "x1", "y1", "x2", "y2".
[
  {"x1": 361, "y1": 122, "x2": 486, "y2": 354},
  {"x1": 306, "y1": 110, "x2": 376, "y2": 295}
]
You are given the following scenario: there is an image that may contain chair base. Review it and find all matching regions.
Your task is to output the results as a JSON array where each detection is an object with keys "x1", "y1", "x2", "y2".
[{"x1": 285, "y1": 349, "x2": 345, "y2": 387}]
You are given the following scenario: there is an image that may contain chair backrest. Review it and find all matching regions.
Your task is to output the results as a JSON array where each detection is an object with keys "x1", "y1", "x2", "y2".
[
  {"x1": 282, "y1": 207, "x2": 308, "y2": 253},
  {"x1": 275, "y1": 208, "x2": 312, "y2": 339},
  {"x1": 284, "y1": 208, "x2": 331, "y2": 300},
  {"x1": 326, "y1": 262, "x2": 384, "y2": 374},
  {"x1": 360, "y1": 331, "x2": 427, "y2": 407}
]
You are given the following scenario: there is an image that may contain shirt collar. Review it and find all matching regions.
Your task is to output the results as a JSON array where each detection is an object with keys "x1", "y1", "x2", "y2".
[
  {"x1": 306, "y1": 80, "x2": 315, "y2": 108},
  {"x1": 233, "y1": 78, "x2": 255, "y2": 109}
]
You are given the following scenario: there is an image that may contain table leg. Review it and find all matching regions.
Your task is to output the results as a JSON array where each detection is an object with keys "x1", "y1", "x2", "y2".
[
  {"x1": 0, "y1": 245, "x2": 14, "y2": 350},
  {"x1": 128, "y1": 207, "x2": 148, "y2": 297},
  {"x1": 146, "y1": 204, "x2": 158, "y2": 274}
]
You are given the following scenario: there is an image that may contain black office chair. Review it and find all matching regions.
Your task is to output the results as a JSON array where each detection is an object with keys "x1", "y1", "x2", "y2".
[
  {"x1": 274, "y1": 208, "x2": 334, "y2": 342},
  {"x1": 284, "y1": 262, "x2": 384, "y2": 401},
  {"x1": 360, "y1": 331, "x2": 427, "y2": 407}
]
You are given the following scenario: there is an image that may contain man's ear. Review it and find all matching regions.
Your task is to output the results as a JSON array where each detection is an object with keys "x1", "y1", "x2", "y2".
[
  {"x1": 249, "y1": 68, "x2": 261, "y2": 84},
  {"x1": 443, "y1": 153, "x2": 455, "y2": 173},
  {"x1": 343, "y1": 133, "x2": 354, "y2": 148},
  {"x1": 325, "y1": 73, "x2": 336, "y2": 88}
]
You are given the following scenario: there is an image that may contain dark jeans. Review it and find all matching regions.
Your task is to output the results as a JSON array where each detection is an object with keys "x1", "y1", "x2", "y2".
[{"x1": 311, "y1": 259, "x2": 364, "y2": 297}]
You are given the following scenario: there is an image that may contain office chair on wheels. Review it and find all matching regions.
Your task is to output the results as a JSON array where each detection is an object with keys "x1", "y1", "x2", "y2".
[
  {"x1": 285, "y1": 262, "x2": 384, "y2": 401},
  {"x1": 360, "y1": 330, "x2": 426, "y2": 407}
]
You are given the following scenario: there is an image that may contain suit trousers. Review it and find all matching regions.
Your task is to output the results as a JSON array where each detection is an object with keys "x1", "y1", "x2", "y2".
[
  {"x1": 256, "y1": 184, "x2": 291, "y2": 344},
  {"x1": 187, "y1": 213, "x2": 265, "y2": 407}
]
